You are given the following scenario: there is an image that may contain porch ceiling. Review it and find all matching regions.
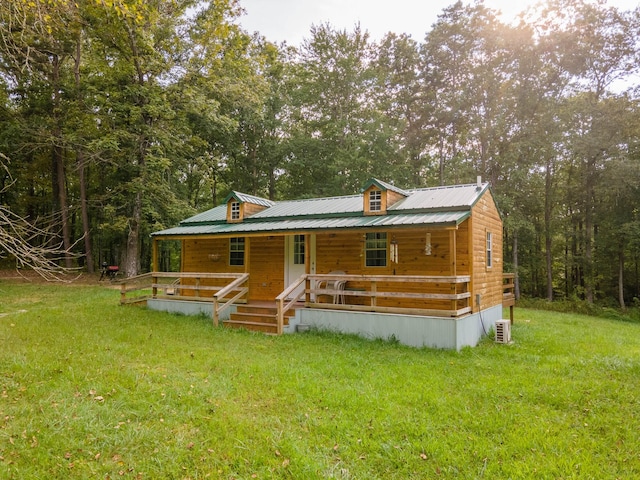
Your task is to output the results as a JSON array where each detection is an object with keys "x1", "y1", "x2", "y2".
[{"x1": 151, "y1": 211, "x2": 470, "y2": 237}]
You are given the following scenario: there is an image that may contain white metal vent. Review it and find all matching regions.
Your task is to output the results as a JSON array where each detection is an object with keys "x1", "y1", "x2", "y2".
[{"x1": 495, "y1": 320, "x2": 511, "y2": 344}]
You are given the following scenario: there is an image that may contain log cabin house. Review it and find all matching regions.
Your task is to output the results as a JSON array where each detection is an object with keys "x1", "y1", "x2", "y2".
[{"x1": 140, "y1": 178, "x2": 510, "y2": 350}]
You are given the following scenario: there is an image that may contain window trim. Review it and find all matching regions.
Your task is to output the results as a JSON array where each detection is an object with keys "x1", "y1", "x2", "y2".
[
  {"x1": 230, "y1": 201, "x2": 241, "y2": 221},
  {"x1": 486, "y1": 231, "x2": 493, "y2": 269},
  {"x1": 229, "y1": 237, "x2": 245, "y2": 266},
  {"x1": 293, "y1": 234, "x2": 305, "y2": 265},
  {"x1": 365, "y1": 232, "x2": 387, "y2": 267},
  {"x1": 369, "y1": 190, "x2": 382, "y2": 212}
]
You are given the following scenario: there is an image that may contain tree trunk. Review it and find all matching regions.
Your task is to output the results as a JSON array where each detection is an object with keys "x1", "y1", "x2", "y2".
[
  {"x1": 78, "y1": 150, "x2": 94, "y2": 272},
  {"x1": 544, "y1": 158, "x2": 554, "y2": 301},
  {"x1": 53, "y1": 145, "x2": 73, "y2": 268},
  {"x1": 75, "y1": 34, "x2": 94, "y2": 273},
  {"x1": 513, "y1": 229, "x2": 520, "y2": 300},
  {"x1": 121, "y1": 25, "x2": 149, "y2": 278},
  {"x1": 585, "y1": 169, "x2": 594, "y2": 303},
  {"x1": 124, "y1": 190, "x2": 142, "y2": 277},
  {"x1": 52, "y1": 54, "x2": 73, "y2": 268},
  {"x1": 618, "y1": 247, "x2": 625, "y2": 309}
]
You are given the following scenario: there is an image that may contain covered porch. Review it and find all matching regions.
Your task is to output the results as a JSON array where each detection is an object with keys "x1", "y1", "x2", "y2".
[{"x1": 118, "y1": 270, "x2": 508, "y2": 349}]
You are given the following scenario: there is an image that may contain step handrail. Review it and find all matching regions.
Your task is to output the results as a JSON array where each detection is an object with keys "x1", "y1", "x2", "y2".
[
  {"x1": 275, "y1": 274, "x2": 308, "y2": 335},
  {"x1": 213, "y1": 273, "x2": 249, "y2": 326}
]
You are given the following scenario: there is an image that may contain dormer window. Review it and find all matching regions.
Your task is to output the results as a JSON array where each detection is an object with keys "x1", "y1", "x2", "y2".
[
  {"x1": 369, "y1": 190, "x2": 382, "y2": 212},
  {"x1": 230, "y1": 201, "x2": 240, "y2": 221},
  {"x1": 225, "y1": 191, "x2": 274, "y2": 223},
  {"x1": 362, "y1": 179, "x2": 408, "y2": 216}
]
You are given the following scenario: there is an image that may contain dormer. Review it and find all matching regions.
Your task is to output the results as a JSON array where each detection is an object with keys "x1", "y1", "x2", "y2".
[
  {"x1": 362, "y1": 179, "x2": 409, "y2": 216},
  {"x1": 224, "y1": 191, "x2": 274, "y2": 223}
]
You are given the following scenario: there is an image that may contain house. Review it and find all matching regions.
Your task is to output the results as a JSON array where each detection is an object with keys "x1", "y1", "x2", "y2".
[{"x1": 143, "y1": 178, "x2": 509, "y2": 350}]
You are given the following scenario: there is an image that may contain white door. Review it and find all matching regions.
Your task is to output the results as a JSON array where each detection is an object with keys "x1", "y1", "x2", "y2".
[{"x1": 285, "y1": 234, "x2": 315, "y2": 299}]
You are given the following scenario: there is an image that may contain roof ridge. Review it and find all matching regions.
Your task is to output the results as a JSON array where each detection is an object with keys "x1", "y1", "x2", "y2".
[
  {"x1": 226, "y1": 191, "x2": 275, "y2": 206},
  {"x1": 409, "y1": 182, "x2": 487, "y2": 192},
  {"x1": 271, "y1": 193, "x2": 362, "y2": 203}
]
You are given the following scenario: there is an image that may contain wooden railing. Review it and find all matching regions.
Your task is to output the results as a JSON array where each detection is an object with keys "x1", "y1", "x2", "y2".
[
  {"x1": 503, "y1": 273, "x2": 516, "y2": 324},
  {"x1": 120, "y1": 272, "x2": 250, "y2": 325},
  {"x1": 275, "y1": 274, "x2": 308, "y2": 335},
  {"x1": 122, "y1": 272, "x2": 508, "y2": 332},
  {"x1": 212, "y1": 274, "x2": 249, "y2": 327},
  {"x1": 120, "y1": 273, "x2": 154, "y2": 305},
  {"x1": 303, "y1": 273, "x2": 472, "y2": 318}
]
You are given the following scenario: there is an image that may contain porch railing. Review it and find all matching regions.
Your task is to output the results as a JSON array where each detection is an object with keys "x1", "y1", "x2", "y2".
[
  {"x1": 119, "y1": 272, "x2": 250, "y2": 324},
  {"x1": 122, "y1": 272, "x2": 511, "y2": 332},
  {"x1": 310, "y1": 273, "x2": 471, "y2": 316},
  {"x1": 275, "y1": 274, "x2": 308, "y2": 335},
  {"x1": 212, "y1": 274, "x2": 249, "y2": 327},
  {"x1": 503, "y1": 273, "x2": 515, "y2": 324},
  {"x1": 273, "y1": 274, "x2": 472, "y2": 321},
  {"x1": 119, "y1": 273, "x2": 154, "y2": 305}
]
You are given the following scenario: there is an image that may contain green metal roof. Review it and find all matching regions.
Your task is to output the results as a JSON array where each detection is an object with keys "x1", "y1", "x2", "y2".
[
  {"x1": 153, "y1": 211, "x2": 471, "y2": 237},
  {"x1": 223, "y1": 191, "x2": 275, "y2": 207},
  {"x1": 151, "y1": 181, "x2": 489, "y2": 237},
  {"x1": 361, "y1": 178, "x2": 409, "y2": 197}
]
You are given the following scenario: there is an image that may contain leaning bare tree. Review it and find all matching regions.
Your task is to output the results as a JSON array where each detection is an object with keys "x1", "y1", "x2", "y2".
[{"x1": 0, "y1": 156, "x2": 78, "y2": 281}]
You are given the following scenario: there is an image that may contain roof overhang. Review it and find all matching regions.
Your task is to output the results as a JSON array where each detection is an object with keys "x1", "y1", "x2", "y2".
[{"x1": 151, "y1": 211, "x2": 470, "y2": 238}]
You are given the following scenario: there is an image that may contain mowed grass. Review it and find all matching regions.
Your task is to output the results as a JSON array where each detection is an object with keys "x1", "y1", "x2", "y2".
[{"x1": 1, "y1": 282, "x2": 639, "y2": 479}]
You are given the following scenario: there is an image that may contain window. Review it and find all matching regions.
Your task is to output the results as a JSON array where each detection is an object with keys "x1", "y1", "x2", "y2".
[
  {"x1": 229, "y1": 237, "x2": 245, "y2": 266},
  {"x1": 365, "y1": 232, "x2": 387, "y2": 267},
  {"x1": 369, "y1": 190, "x2": 382, "y2": 212},
  {"x1": 230, "y1": 201, "x2": 240, "y2": 220},
  {"x1": 486, "y1": 231, "x2": 493, "y2": 268},
  {"x1": 293, "y1": 234, "x2": 305, "y2": 265}
]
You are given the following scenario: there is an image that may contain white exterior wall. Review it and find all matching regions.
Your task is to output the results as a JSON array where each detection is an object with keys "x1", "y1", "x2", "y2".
[
  {"x1": 295, "y1": 304, "x2": 503, "y2": 350},
  {"x1": 147, "y1": 299, "x2": 235, "y2": 320},
  {"x1": 146, "y1": 299, "x2": 504, "y2": 350}
]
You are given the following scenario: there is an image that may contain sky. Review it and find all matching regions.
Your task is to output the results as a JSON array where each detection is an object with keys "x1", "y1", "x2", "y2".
[{"x1": 237, "y1": 0, "x2": 638, "y2": 46}]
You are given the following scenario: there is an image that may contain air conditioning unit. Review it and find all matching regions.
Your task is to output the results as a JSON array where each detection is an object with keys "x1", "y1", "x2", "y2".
[{"x1": 495, "y1": 320, "x2": 511, "y2": 344}]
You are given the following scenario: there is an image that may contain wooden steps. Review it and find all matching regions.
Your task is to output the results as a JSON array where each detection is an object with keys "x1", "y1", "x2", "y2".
[{"x1": 223, "y1": 303, "x2": 297, "y2": 334}]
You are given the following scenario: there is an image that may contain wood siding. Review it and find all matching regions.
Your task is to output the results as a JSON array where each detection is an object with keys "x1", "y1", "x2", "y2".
[
  {"x1": 362, "y1": 186, "x2": 407, "y2": 215},
  {"x1": 315, "y1": 227, "x2": 469, "y2": 276},
  {"x1": 314, "y1": 226, "x2": 471, "y2": 310},
  {"x1": 247, "y1": 237, "x2": 285, "y2": 301},
  {"x1": 469, "y1": 192, "x2": 503, "y2": 311},
  {"x1": 243, "y1": 202, "x2": 269, "y2": 218},
  {"x1": 225, "y1": 200, "x2": 269, "y2": 222},
  {"x1": 181, "y1": 236, "x2": 283, "y2": 301}
]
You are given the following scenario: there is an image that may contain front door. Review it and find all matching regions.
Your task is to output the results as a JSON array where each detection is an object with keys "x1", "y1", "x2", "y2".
[{"x1": 285, "y1": 234, "x2": 315, "y2": 299}]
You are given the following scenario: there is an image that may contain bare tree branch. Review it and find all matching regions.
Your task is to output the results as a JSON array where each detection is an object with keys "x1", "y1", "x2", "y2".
[{"x1": 0, "y1": 154, "x2": 80, "y2": 281}]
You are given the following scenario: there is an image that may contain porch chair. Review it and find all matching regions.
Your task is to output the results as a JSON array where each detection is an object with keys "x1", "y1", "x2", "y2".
[
  {"x1": 164, "y1": 277, "x2": 180, "y2": 295},
  {"x1": 318, "y1": 270, "x2": 346, "y2": 304}
]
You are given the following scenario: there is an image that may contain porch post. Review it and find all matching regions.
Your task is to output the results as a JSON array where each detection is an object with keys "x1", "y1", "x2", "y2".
[
  {"x1": 449, "y1": 229, "x2": 457, "y2": 276},
  {"x1": 151, "y1": 237, "x2": 159, "y2": 272},
  {"x1": 305, "y1": 234, "x2": 311, "y2": 304},
  {"x1": 244, "y1": 237, "x2": 251, "y2": 274},
  {"x1": 450, "y1": 229, "x2": 457, "y2": 312}
]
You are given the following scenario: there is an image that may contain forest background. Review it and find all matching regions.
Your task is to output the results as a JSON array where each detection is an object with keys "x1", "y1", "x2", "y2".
[{"x1": 1, "y1": 0, "x2": 639, "y2": 308}]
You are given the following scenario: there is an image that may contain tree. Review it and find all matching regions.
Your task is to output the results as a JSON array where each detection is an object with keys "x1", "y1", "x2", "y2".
[
  {"x1": 0, "y1": 0, "x2": 85, "y2": 268},
  {"x1": 544, "y1": 0, "x2": 640, "y2": 302},
  {"x1": 86, "y1": 0, "x2": 245, "y2": 276},
  {"x1": 375, "y1": 33, "x2": 428, "y2": 187},
  {"x1": 284, "y1": 24, "x2": 391, "y2": 197}
]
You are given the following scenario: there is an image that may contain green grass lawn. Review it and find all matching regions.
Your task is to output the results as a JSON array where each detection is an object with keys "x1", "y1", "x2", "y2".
[{"x1": 1, "y1": 282, "x2": 639, "y2": 479}]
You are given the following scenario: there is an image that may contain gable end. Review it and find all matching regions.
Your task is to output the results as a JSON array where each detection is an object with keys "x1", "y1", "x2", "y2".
[
  {"x1": 362, "y1": 179, "x2": 409, "y2": 216},
  {"x1": 224, "y1": 191, "x2": 274, "y2": 223}
]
